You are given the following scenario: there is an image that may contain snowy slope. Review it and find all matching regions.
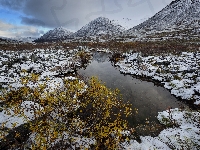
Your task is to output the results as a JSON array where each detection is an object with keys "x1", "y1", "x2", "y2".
[
  {"x1": 72, "y1": 17, "x2": 125, "y2": 38},
  {"x1": 0, "y1": 36, "x2": 37, "y2": 44},
  {"x1": 12, "y1": 37, "x2": 37, "y2": 43},
  {"x1": 35, "y1": 27, "x2": 73, "y2": 42},
  {"x1": 125, "y1": 0, "x2": 200, "y2": 38}
]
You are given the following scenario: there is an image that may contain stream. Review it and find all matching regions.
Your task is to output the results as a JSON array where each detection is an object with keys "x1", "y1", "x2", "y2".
[{"x1": 78, "y1": 51, "x2": 189, "y2": 136}]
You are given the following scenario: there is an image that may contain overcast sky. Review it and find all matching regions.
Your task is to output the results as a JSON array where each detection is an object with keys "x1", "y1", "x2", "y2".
[{"x1": 0, "y1": 0, "x2": 173, "y2": 38}]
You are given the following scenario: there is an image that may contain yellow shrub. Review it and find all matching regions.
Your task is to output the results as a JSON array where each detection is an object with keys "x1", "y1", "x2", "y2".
[{"x1": 0, "y1": 74, "x2": 132, "y2": 149}]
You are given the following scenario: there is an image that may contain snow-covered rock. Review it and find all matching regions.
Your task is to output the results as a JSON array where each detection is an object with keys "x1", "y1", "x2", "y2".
[
  {"x1": 122, "y1": 108, "x2": 200, "y2": 149},
  {"x1": 35, "y1": 27, "x2": 73, "y2": 42},
  {"x1": 72, "y1": 17, "x2": 125, "y2": 39},
  {"x1": 124, "y1": 0, "x2": 200, "y2": 40}
]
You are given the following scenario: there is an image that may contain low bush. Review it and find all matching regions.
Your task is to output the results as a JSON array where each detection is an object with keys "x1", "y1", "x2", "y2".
[{"x1": 0, "y1": 74, "x2": 132, "y2": 149}]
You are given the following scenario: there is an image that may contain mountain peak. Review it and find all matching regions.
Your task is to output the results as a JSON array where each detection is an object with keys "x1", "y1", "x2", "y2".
[
  {"x1": 72, "y1": 17, "x2": 125, "y2": 38},
  {"x1": 93, "y1": 16, "x2": 109, "y2": 21},
  {"x1": 125, "y1": 0, "x2": 200, "y2": 37},
  {"x1": 35, "y1": 27, "x2": 73, "y2": 42}
]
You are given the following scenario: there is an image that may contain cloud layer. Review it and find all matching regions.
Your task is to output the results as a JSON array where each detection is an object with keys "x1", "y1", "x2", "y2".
[
  {"x1": 0, "y1": 0, "x2": 173, "y2": 37},
  {"x1": 0, "y1": 20, "x2": 43, "y2": 38}
]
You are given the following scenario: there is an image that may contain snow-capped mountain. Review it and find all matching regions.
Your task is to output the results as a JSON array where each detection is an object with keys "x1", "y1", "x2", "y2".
[
  {"x1": 72, "y1": 17, "x2": 125, "y2": 39},
  {"x1": 33, "y1": 0, "x2": 200, "y2": 43},
  {"x1": 35, "y1": 27, "x2": 73, "y2": 42},
  {"x1": 125, "y1": 0, "x2": 200, "y2": 39}
]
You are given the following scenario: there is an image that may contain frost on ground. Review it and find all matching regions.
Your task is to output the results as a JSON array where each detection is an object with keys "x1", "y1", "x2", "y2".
[{"x1": 116, "y1": 51, "x2": 200, "y2": 105}]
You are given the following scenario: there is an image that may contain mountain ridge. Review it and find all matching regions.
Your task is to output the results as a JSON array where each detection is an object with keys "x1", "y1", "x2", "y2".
[
  {"x1": 34, "y1": 0, "x2": 200, "y2": 42},
  {"x1": 71, "y1": 17, "x2": 125, "y2": 39},
  {"x1": 125, "y1": 0, "x2": 200, "y2": 39},
  {"x1": 34, "y1": 27, "x2": 73, "y2": 42}
]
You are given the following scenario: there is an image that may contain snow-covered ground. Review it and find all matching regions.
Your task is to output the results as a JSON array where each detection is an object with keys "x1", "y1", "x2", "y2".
[
  {"x1": 115, "y1": 51, "x2": 200, "y2": 149},
  {"x1": 0, "y1": 48, "x2": 93, "y2": 149},
  {"x1": 122, "y1": 108, "x2": 200, "y2": 149},
  {"x1": 116, "y1": 51, "x2": 200, "y2": 105},
  {"x1": 0, "y1": 48, "x2": 84, "y2": 90},
  {"x1": 0, "y1": 48, "x2": 199, "y2": 149},
  {"x1": 0, "y1": 48, "x2": 86, "y2": 128}
]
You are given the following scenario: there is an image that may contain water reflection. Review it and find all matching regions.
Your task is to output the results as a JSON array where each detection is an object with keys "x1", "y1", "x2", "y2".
[
  {"x1": 91, "y1": 51, "x2": 111, "y2": 63},
  {"x1": 78, "y1": 51, "x2": 188, "y2": 136}
]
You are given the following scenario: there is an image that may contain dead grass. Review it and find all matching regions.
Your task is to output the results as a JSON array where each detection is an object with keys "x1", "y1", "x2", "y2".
[{"x1": 0, "y1": 39, "x2": 199, "y2": 56}]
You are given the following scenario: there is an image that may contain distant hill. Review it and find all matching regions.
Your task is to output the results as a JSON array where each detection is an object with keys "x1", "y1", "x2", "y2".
[
  {"x1": 34, "y1": 27, "x2": 73, "y2": 42},
  {"x1": 0, "y1": 37, "x2": 20, "y2": 44},
  {"x1": 12, "y1": 37, "x2": 37, "y2": 43}
]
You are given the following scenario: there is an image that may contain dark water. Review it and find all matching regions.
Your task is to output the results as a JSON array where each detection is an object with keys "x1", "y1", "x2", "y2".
[{"x1": 78, "y1": 51, "x2": 188, "y2": 135}]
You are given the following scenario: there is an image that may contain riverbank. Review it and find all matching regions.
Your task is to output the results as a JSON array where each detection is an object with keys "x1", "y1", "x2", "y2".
[
  {"x1": 79, "y1": 50, "x2": 200, "y2": 149},
  {"x1": 115, "y1": 51, "x2": 200, "y2": 107}
]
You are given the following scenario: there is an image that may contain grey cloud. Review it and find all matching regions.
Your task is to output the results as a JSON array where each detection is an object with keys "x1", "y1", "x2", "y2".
[
  {"x1": 13, "y1": 28, "x2": 43, "y2": 38},
  {"x1": 1, "y1": 0, "x2": 173, "y2": 30},
  {"x1": 22, "y1": 0, "x2": 104, "y2": 30},
  {"x1": 21, "y1": 17, "x2": 46, "y2": 27},
  {"x1": 39, "y1": 30, "x2": 44, "y2": 34},
  {"x1": 0, "y1": 19, "x2": 43, "y2": 38},
  {"x1": 0, "y1": 20, "x2": 14, "y2": 30},
  {"x1": 17, "y1": 30, "x2": 42, "y2": 37}
]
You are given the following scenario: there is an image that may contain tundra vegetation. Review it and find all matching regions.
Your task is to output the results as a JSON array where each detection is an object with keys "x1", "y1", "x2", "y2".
[
  {"x1": 0, "y1": 73, "x2": 132, "y2": 149},
  {"x1": 0, "y1": 40, "x2": 199, "y2": 149}
]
